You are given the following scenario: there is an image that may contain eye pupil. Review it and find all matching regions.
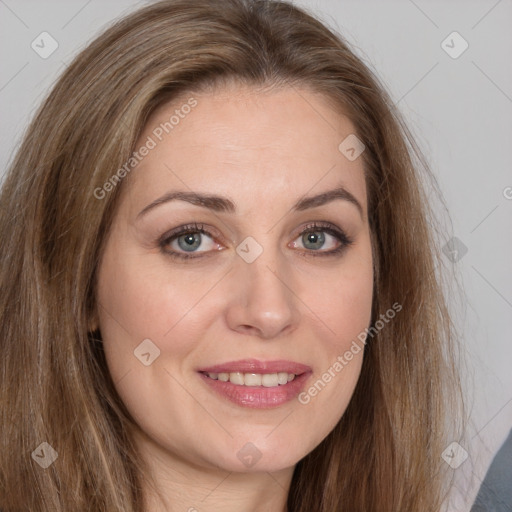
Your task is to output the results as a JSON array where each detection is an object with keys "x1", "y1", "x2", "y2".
[
  {"x1": 178, "y1": 233, "x2": 201, "y2": 251},
  {"x1": 303, "y1": 231, "x2": 325, "y2": 250}
]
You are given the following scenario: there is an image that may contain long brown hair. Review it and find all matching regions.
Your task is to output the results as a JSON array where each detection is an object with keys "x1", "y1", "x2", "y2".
[{"x1": 0, "y1": 0, "x2": 464, "y2": 510}]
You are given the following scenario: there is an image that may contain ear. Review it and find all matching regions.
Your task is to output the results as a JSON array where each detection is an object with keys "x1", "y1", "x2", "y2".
[{"x1": 88, "y1": 304, "x2": 100, "y2": 333}]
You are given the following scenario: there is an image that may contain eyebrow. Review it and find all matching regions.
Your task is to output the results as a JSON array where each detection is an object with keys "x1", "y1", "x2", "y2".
[{"x1": 137, "y1": 186, "x2": 364, "y2": 219}]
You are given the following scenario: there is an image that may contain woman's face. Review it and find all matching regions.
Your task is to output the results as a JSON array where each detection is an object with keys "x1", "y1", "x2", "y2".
[{"x1": 96, "y1": 83, "x2": 373, "y2": 474}]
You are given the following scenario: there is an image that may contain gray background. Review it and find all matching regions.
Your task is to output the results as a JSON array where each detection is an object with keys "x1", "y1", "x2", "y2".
[{"x1": 1, "y1": 1, "x2": 511, "y2": 510}]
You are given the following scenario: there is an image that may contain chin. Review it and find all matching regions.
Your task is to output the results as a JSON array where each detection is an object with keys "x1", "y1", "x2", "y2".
[{"x1": 202, "y1": 434, "x2": 313, "y2": 474}]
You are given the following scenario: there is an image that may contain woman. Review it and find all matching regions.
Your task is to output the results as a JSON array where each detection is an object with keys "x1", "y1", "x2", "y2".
[{"x1": 0, "y1": 0, "x2": 464, "y2": 510}]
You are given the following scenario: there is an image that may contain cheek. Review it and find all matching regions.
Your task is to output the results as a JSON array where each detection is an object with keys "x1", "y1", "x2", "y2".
[
  {"x1": 299, "y1": 244, "x2": 374, "y2": 352},
  {"x1": 292, "y1": 240, "x2": 373, "y2": 423},
  {"x1": 319, "y1": 272, "x2": 372, "y2": 339},
  {"x1": 95, "y1": 242, "x2": 218, "y2": 382}
]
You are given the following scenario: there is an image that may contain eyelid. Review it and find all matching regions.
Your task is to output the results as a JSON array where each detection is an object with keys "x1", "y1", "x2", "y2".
[
  {"x1": 159, "y1": 222, "x2": 219, "y2": 246},
  {"x1": 295, "y1": 221, "x2": 345, "y2": 239}
]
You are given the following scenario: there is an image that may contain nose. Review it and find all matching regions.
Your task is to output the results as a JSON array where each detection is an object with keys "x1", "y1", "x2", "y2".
[{"x1": 224, "y1": 250, "x2": 301, "y2": 339}]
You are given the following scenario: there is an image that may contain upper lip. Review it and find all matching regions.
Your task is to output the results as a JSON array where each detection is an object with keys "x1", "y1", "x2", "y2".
[{"x1": 198, "y1": 359, "x2": 312, "y2": 375}]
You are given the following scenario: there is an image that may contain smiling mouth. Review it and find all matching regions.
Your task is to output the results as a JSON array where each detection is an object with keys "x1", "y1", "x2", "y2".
[
  {"x1": 197, "y1": 359, "x2": 312, "y2": 408},
  {"x1": 201, "y1": 371, "x2": 297, "y2": 387}
]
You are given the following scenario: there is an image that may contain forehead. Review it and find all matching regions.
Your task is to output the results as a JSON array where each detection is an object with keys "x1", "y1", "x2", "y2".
[{"x1": 123, "y1": 83, "x2": 367, "y2": 216}]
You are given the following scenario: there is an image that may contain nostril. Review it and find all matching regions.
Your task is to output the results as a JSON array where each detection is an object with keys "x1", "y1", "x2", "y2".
[{"x1": 238, "y1": 324, "x2": 259, "y2": 335}]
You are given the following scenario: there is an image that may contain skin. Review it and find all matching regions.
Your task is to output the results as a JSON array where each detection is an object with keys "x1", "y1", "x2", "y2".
[{"x1": 95, "y1": 81, "x2": 374, "y2": 512}]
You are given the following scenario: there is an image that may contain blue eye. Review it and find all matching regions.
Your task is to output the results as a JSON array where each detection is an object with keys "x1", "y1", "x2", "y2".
[
  {"x1": 175, "y1": 232, "x2": 204, "y2": 252},
  {"x1": 302, "y1": 231, "x2": 326, "y2": 250},
  {"x1": 291, "y1": 223, "x2": 352, "y2": 255},
  {"x1": 160, "y1": 223, "x2": 222, "y2": 259}
]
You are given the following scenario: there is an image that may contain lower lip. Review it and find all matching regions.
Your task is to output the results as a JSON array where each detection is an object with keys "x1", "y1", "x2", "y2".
[{"x1": 199, "y1": 372, "x2": 311, "y2": 408}]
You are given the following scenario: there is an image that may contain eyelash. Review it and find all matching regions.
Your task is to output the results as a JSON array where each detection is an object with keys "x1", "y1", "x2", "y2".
[{"x1": 158, "y1": 222, "x2": 353, "y2": 260}]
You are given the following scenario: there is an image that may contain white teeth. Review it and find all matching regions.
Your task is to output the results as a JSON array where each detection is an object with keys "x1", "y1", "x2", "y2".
[
  {"x1": 206, "y1": 371, "x2": 296, "y2": 387},
  {"x1": 244, "y1": 373, "x2": 262, "y2": 386},
  {"x1": 277, "y1": 372, "x2": 288, "y2": 385},
  {"x1": 262, "y1": 373, "x2": 279, "y2": 387},
  {"x1": 229, "y1": 372, "x2": 244, "y2": 385}
]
